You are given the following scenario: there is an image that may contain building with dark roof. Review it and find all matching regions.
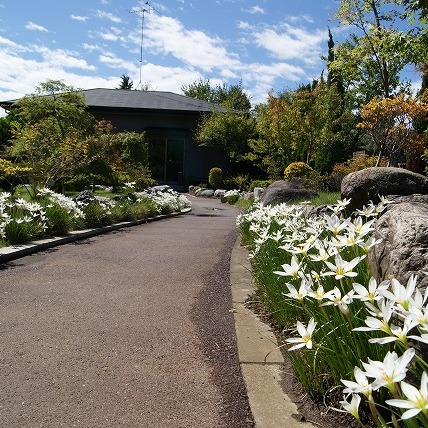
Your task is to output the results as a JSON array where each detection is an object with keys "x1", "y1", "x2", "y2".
[{"x1": 1, "y1": 89, "x2": 229, "y2": 185}]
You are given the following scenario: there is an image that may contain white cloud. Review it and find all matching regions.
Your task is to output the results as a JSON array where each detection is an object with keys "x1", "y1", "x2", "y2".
[
  {"x1": 96, "y1": 10, "x2": 122, "y2": 23},
  {"x1": 238, "y1": 21, "x2": 251, "y2": 30},
  {"x1": 25, "y1": 21, "x2": 48, "y2": 32},
  {"x1": 145, "y1": 15, "x2": 241, "y2": 72},
  {"x1": 247, "y1": 5, "x2": 265, "y2": 15},
  {"x1": 253, "y1": 24, "x2": 326, "y2": 65},
  {"x1": 99, "y1": 52, "x2": 136, "y2": 70},
  {"x1": 82, "y1": 43, "x2": 103, "y2": 52},
  {"x1": 287, "y1": 15, "x2": 315, "y2": 24},
  {"x1": 31, "y1": 46, "x2": 96, "y2": 71},
  {"x1": 71, "y1": 15, "x2": 89, "y2": 22},
  {"x1": 0, "y1": 35, "x2": 24, "y2": 50}
]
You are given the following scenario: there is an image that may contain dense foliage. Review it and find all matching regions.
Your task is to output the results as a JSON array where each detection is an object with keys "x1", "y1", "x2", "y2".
[{"x1": 1, "y1": 81, "x2": 152, "y2": 193}]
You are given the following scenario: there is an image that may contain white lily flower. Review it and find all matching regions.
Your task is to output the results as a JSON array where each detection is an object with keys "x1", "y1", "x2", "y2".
[
  {"x1": 274, "y1": 255, "x2": 301, "y2": 279},
  {"x1": 325, "y1": 214, "x2": 348, "y2": 235},
  {"x1": 362, "y1": 348, "x2": 415, "y2": 391},
  {"x1": 385, "y1": 371, "x2": 428, "y2": 420},
  {"x1": 308, "y1": 240, "x2": 335, "y2": 262},
  {"x1": 354, "y1": 299, "x2": 394, "y2": 335},
  {"x1": 323, "y1": 253, "x2": 366, "y2": 280},
  {"x1": 321, "y1": 287, "x2": 355, "y2": 314},
  {"x1": 289, "y1": 241, "x2": 312, "y2": 256},
  {"x1": 368, "y1": 318, "x2": 419, "y2": 345},
  {"x1": 353, "y1": 277, "x2": 390, "y2": 302},
  {"x1": 358, "y1": 235, "x2": 382, "y2": 253},
  {"x1": 342, "y1": 366, "x2": 373, "y2": 397},
  {"x1": 345, "y1": 217, "x2": 375, "y2": 238},
  {"x1": 356, "y1": 204, "x2": 376, "y2": 218},
  {"x1": 334, "y1": 232, "x2": 365, "y2": 248},
  {"x1": 283, "y1": 278, "x2": 311, "y2": 302},
  {"x1": 286, "y1": 318, "x2": 317, "y2": 351},
  {"x1": 339, "y1": 394, "x2": 361, "y2": 420},
  {"x1": 308, "y1": 284, "x2": 328, "y2": 301},
  {"x1": 380, "y1": 275, "x2": 418, "y2": 311}
]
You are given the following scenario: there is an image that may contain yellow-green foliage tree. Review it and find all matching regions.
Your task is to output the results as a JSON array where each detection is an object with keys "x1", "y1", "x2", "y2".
[
  {"x1": 0, "y1": 158, "x2": 32, "y2": 194},
  {"x1": 8, "y1": 80, "x2": 97, "y2": 189}
]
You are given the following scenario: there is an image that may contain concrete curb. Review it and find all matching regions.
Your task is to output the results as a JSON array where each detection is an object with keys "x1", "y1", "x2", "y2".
[
  {"x1": 0, "y1": 207, "x2": 191, "y2": 263},
  {"x1": 230, "y1": 238, "x2": 317, "y2": 428}
]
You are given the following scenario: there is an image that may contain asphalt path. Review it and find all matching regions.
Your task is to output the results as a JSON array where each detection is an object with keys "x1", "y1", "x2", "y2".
[{"x1": 0, "y1": 196, "x2": 255, "y2": 428}]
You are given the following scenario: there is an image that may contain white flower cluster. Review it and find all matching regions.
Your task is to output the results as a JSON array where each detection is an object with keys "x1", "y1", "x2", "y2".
[
  {"x1": 37, "y1": 188, "x2": 85, "y2": 219},
  {"x1": 0, "y1": 191, "x2": 46, "y2": 238},
  {"x1": 136, "y1": 189, "x2": 190, "y2": 213},
  {"x1": 238, "y1": 197, "x2": 428, "y2": 424}
]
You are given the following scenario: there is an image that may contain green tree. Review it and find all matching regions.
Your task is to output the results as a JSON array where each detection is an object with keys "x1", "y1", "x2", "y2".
[
  {"x1": 248, "y1": 83, "x2": 358, "y2": 178},
  {"x1": 195, "y1": 109, "x2": 256, "y2": 166},
  {"x1": 326, "y1": 28, "x2": 345, "y2": 95},
  {"x1": 118, "y1": 74, "x2": 134, "y2": 90},
  {"x1": 8, "y1": 80, "x2": 98, "y2": 189},
  {"x1": 181, "y1": 79, "x2": 213, "y2": 102},
  {"x1": 0, "y1": 109, "x2": 20, "y2": 153},
  {"x1": 182, "y1": 79, "x2": 251, "y2": 111},
  {"x1": 332, "y1": 0, "x2": 422, "y2": 103}
]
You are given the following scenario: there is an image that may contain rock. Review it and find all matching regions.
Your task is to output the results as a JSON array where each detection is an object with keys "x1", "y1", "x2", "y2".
[
  {"x1": 253, "y1": 187, "x2": 265, "y2": 201},
  {"x1": 198, "y1": 189, "x2": 215, "y2": 198},
  {"x1": 214, "y1": 189, "x2": 226, "y2": 198},
  {"x1": 341, "y1": 167, "x2": 428, "y2": 214},
  {"x1": 386, "y1": 194, "x2": 428, "y2": 205},
  {"x1": 369, "y1": 201, "x2": 428, "y2": 292},
  {"x1": 188, "y1": 185, "x2": 196, "y2": 194},
  {"x1": 243, "y1": 192, "x2": 254, "y2": 201},
  {"x1": 74, "y1": 190, "x2": 95, "y2": 204},
  {"x1": 113, "y1": 192, "x2": 137, "y2": 203},
  {"x1": 261, "y1": 180, "x2": 318, "y2": 207},
  {"x1": 150, "y1": 185, "x2": 172, "y2": 193}
]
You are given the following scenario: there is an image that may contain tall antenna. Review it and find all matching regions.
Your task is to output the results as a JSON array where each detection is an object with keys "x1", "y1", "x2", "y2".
[{"x1": 132, "y1": 2, "x2": 151, "y2": 90}]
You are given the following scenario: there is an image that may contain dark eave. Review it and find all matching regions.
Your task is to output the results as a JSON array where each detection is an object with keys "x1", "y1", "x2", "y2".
[{"x1": 0, "y1": 88, "x2": 228, "y2": 114}]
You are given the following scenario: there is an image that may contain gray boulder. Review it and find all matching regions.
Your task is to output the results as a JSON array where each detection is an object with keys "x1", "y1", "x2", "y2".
[
  {"x1": 261, "y1": 179, "x2": 318, "y2": 207},
  {"x1": 198, "y1": 189, "x2": 215, "y2": 198},
  {"x1": 150, "y1": 185, "x2": 172, "y2": 193},
  {"x1": 214, "y1": 189, "x2": 227, "y2": 198},
  {"x1": 253, "y1": 187, "x2": 265, "y2": 201},
  {"x1": 74, "y1": 190, "x2": 95, "y2": 204},
  {"x1": 341, "y1": 167, "x2": 428, "y2": 213},
  {"x1": 369, "y1": 201, "x2": 428, "y2": 292}
]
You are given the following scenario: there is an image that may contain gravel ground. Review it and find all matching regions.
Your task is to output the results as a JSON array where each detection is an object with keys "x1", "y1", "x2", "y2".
[{"x1": 0, "y1": 196, "x2": 254, "y2": 428}]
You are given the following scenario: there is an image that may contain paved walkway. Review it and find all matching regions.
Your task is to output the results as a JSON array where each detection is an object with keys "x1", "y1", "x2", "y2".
[{"x1": 0, "y1": 197, "x2": 254, "y2": 428}]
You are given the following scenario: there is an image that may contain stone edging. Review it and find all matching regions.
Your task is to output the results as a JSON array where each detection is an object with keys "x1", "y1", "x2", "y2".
[
  {"x1": 230, "y1": 237, "x2": 317, "y2": 428},
  {"x1": 0, "y1": 207, "x2": 192, "y2": 263}
]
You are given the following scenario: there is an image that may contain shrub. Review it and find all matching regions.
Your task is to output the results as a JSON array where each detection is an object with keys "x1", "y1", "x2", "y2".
[
  {"x1": 327, "y1": 155, "x2": 387, "y2": 191},
  {"x1": 283, "y1": 162, "x2": 315, "y2": 182},
  {"x1": 222, "y1": 177, "x2": 238, "y2": 190},
  {"x1": 233, "y1": 174, "x2": 249, "y2": 191},
  {"x1": 249, "y1": 180, "x2": 272, "y2": 191},
  {"x1": 208, "y1": 167, "x2": 223, "y2": 189},
  {"x1": 283, "y1": 162, "x2": 324, "y2": 191}
]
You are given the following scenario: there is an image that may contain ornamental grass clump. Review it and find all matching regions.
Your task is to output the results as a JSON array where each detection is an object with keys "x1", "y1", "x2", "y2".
[{"x1": 237, "y1": 198, "x2": 428, "y2": 427}]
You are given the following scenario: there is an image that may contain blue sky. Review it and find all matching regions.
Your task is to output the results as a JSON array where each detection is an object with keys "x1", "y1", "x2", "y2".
[{"x1": 0, "y1": 0, "x2": 418, "y2": 114}]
